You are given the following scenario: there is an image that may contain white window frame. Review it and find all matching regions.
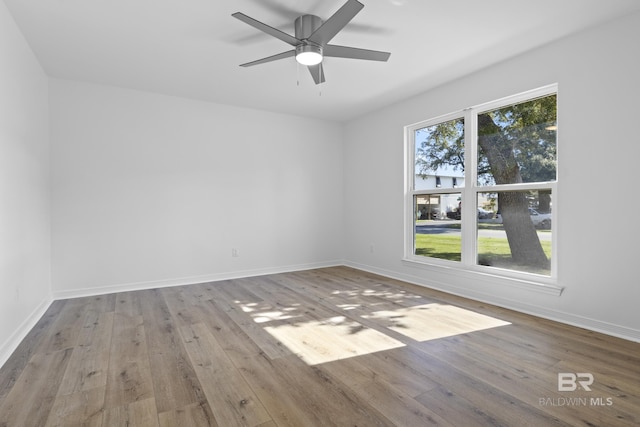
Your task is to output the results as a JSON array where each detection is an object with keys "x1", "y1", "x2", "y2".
[{"x1": 404, "y1": 84, "x2": 559, "y2": 290}]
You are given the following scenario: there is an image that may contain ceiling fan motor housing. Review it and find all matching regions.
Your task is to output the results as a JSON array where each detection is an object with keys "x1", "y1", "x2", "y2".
[{"x1": 295, "y1": 14, "x2": 323, "y2": 39}]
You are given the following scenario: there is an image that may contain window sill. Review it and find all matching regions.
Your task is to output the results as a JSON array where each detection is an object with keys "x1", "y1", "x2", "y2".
[{"x1": 401, "y1": 258, "x2": 564, "y2": 296}]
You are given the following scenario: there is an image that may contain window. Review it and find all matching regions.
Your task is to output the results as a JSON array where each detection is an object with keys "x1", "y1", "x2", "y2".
[{"x1": 406, "y1": 85, "x2": 557, "y2": 281}]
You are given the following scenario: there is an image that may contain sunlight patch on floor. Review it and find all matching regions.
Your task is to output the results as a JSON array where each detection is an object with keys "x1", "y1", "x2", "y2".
[
  {"x1": 362, "y1": 303, "x2": 511, "y2": 341},
  {"x1": 257, "y1": 300, "x2": 510, "y2": 366},
  {"x1": 264, "y1": 316, "x2": 405, "y2": 365},
  {"x1": 252, "y1": 309, "x2": 300, "y2": 324}
]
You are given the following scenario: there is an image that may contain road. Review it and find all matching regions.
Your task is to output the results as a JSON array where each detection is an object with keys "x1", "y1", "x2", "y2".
[{"x1": 415, "y1": 220, "x2": 552, "y2": 241}]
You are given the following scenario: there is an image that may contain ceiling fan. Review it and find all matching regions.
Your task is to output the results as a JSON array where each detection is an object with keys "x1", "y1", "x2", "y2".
[{"x1": 232, "y1": 0, "x2": 391, "y2": 85}]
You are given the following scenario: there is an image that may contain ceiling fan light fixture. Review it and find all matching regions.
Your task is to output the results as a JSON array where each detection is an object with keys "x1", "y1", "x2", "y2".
[{"x1": 296, "y1": 44, "x2": 323, "y2": 66}]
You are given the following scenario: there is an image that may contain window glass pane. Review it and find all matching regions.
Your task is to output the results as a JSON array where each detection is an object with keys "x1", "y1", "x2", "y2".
[
  {"x1": 414, "y1": 193, "x2": 462, "y2": 261},
  {"x1": 477, "y1": 94, "x2": 557, "y2": 186},
  {"x1": 414, "y1": 118, "x2": 465, "y2": 190},
  {"x1": 477, "y1": 190, "x2": 552, "y2": 276}
]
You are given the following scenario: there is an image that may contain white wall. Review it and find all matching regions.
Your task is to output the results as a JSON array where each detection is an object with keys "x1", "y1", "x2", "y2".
[
  {"x1": 343, "y1": 12, "x2": 640, "y2": 341},
  {"x1": 0, "y1": 1, "x2": 51, "y2": 366},
  {"x1": 50, "y1": 80, "x2": 344, "y2": 296}
]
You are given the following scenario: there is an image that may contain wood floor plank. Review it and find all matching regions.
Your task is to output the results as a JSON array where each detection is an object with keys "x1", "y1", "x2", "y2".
[
  {"x1": 179, "y1": 323, "x2": 272, "y2": 426},
  {"x1": 483, "y1": 316, "x2": 640, "y2": 373},
  {"x1": 194, "y1": 294, "x2": 330, "y2": 425},
  {"x1": 395, "y1": 346, "x2": 571, "y2": 427},
  {"x1": 45, "y1": 386, "x2": 105, "y2": 427},
  {"x1": 103, "y1": 313, "x2": 154, "y2": 409},
  {"x1": 209, "y1": 281, "x2": 292, "y2": 360},
  {"x1": 320, "y1": 356, "x2": 453, "y2": 426},
  {"x1": 320, "y1": 350, "x2": 439, "y2": 399},
  {"x1": 0, "y1": 299, "x2": 67, "y2": 402},
  {"x1": 417, "y1": 384, "x2": 505, "y2": 427},
  {"x1": 1, "y1": 266, "x2": 639, "y2": 426},
  {"x1": 431, "y1": 327, "x2": 640, "y2": 414},
  {"x1": 160, "y1": 287, "x2": 202, "y2": 328},
  {"x1": 231, "y1": 350, "x2": 395, "y2": 427},
  {"x1": 84, "y1": 294, "x2": 117, "y2": 314},
  {"x1": 183, "y1": 300, "x2": 321, "y2": 426},
  {"x1": 258, "y1": 273, "x2": 420, "y2": 346},
  {"x1": 0, "y1": 348, "x2": 73, "y2": 427},
  {"x1": 114, "y1": 290, "x2": 144, "y2": 317},
  {"x1": 158, "y1": 402, "x2": 218, "y2": 427},
  {"x1": 551, "y1": 359, "x2": 640, "y2": 425},
  {"x1": 34, "y1": 297, "x2": 89, "y2": 354},
  {"x1": 416, "y1": 335, "x2": 613, "y2": 426},
  {"x1": 415, "y1": 325, "x2": 633, "y2": 426},
  {"x1": 290, "y1": 268, "x2": 435, "y2": 311},
  {"x1": 102, "y1": 397, "x2": 159, "y2": 427},
  {"x1": 458, "y1": 325, "x2": 563, "y2": 369},
  {"x1": 193, "y1": 293, "x2": 394, "y2": 426},
  {"x1": 137, "y1": 288, "x2": 209, "y2": 414},
  {"x1": 192, "y1": 297, "x2": 266, "y2": 360},
  {"x1": 233, "y1": 275, "x2": 408, "y2": 366},
  {"x1": 57, "y1": 311, "x2": 114, "y2": 395}
]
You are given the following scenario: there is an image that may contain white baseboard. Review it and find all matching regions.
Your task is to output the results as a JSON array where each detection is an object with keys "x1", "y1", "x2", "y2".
[
  {"x1": 51, "y1": 260, "x2": 343, "y2": 300},
  {"x1": 0, "y1": 295, "x2": 53, "y2": 369},
  {"x1": 344, "y1": 260, "x2": 640, "y2": 343}
]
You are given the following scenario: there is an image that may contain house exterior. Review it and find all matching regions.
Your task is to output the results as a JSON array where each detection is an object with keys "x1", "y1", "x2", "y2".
[
  {"x1": 414, "y1": 166, "x2": 465, "y2": 220},
  {"x1": 415, "y1": 169, "x2": 497, "y2": 220}
]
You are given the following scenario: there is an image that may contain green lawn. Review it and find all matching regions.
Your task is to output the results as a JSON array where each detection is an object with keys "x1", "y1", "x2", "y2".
[
  {"x1": 414, "y1": 234, "x2": 462, "y2": 261},
  {"x1": 415, "y1": 233, "x2": 552, "y2": 275}
]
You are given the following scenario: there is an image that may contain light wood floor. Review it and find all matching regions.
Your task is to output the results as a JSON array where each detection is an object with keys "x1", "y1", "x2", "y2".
[{"x1": 1, "y1": 267, "x2": 638, "y2": 426}]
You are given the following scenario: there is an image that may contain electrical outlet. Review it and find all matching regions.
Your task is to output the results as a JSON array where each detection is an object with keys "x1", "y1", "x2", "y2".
[
  {"x1": 232, "y1": 248, "x2": 240, "y2": 257},
  {"x1": 369, "y1": 244, "x2": 375, "y2": 253}
]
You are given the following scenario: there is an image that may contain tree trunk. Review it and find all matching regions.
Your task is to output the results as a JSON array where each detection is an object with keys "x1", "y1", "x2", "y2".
[
  {"x1": 538, "y1": 190, "x2": 552, "y2": 213},
  {"x1": 477, "y1": 114, "x2": 549, "y2": 270},
  {"x1": 498, "y1": 192, "x2": 549, "y2": 268}
]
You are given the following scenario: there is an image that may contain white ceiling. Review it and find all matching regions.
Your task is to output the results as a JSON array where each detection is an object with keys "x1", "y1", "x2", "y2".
[{"x1": 5, "y1": 0, "x2": 640, "y2": 122}]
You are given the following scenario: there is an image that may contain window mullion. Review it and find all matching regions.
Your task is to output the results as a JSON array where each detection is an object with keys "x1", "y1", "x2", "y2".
[
  {"x1": 461, "y1": 110, "x2": 477, "y2": 265},
  {"x1": 405, "y1": 126, "x2": 416, "y2": 258}
]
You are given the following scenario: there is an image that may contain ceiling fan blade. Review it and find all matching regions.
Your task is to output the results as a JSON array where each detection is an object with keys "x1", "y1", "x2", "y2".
[
  {"x1": 308, "y1": 0, "x2": 364, "y2": 46},
  {"x1": 232, "y1": 12, "x2": 301, "y2": 46},
  {"x1": 308, "y1": 63, "x2": 326, "y2": 85},
  {"x1": 239, "y1": 50, "x2": 296, "y2": 67},
  {"x1": 324, "y1": 44, "x2": 391, "y2": 61}
]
